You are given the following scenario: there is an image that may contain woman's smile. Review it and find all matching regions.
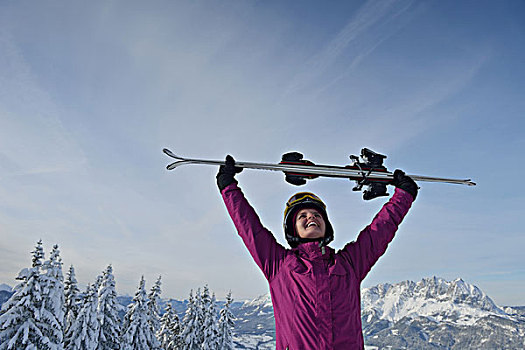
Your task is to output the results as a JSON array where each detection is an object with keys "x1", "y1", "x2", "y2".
[{"x1": 295, "y1": 208, "x2": 326, "y2": 239}]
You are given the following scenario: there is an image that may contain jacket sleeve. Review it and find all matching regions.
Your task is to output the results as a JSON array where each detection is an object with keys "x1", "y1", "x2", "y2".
[
  {"x1": 339, "y1": 188, "x2": 414, "y2": 282},
  {"x1": 221, "y1": 183, "x2": 287, "y2": 281}
]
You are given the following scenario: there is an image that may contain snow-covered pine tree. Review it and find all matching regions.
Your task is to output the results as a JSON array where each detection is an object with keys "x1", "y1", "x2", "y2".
[
  {"x1": 200, "y1": 288, "x2": 218, "y2": 350},
  {"x1": 41, "y1": 244, "x2": 65, "y2": 350},
  {"x1": 157, "y1": 302, "x2": 182, "y2": 350},
  {"x1": 32, "y1": 240, "x2": 45, "y2": 267},
  {"x1": 63, "y1": 266, "x2": 81, "y2": 335},
  {"x1": 120, "y1": 277, "x2": 160, "y2": 350},
  {"x1": 0, "y1": 240, "x2": 50, "y2": 350},
  {"x1": 157, "y1": 302, "x2": 173, "y2": 349},
  {"x1": 65, "y1": 280, "x2": 101, "y2": 350},
  {"x1": 217, "y1": 291, "x2": 235, "y2": 350},
  {"x1": 96, "y1": 265, "x2": 120, "y2": 350},
  {"x1": 193, "y1": 288, "x2": 205, "y2": 347},
  {"x1": 167, "y1": 308, "x2": 183, "y2": 350},
  {"x1": 147, "y1": 276, "x2": 162, "y2": 337},
  {"x1": 180, "y1": 290, "x2": 200, "y2": 350}
]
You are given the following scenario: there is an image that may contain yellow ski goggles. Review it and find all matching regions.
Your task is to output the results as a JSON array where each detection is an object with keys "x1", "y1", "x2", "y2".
[{"x1": 284, "y1": 192, "x2": 326, "y2": 218}]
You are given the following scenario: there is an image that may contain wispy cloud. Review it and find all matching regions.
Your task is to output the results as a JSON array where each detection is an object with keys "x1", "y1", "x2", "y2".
[
  {"x1": 362, "y1": 52, "x2": 490, "y2": 150},
  {"x1": 285, "y1": 0, "x2": 415, "y2": 96},
  {"x1": 0, "y1": 32, "x2": 87, "y2": 177}
]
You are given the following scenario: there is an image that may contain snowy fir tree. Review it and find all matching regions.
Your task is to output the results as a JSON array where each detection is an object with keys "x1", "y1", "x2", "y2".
[
  {"x1": 65, "y1": 280, "x2": 101, "y2": 350},
  {"x1": 200, "y1": 288, "x2": 219, "y2": 350},
  {"x1": 217, "y1": 291, "x2": 235, "y2": 350},
  {"x1": 180, "y1": 290, "x2": 200, "y2": 350},
  {"x1": 0, "y1": 240, "x2": 51, "y2": 350},
  {"x1": 120, "y1": 277, "x2": 160, "y2": 350},
  {"x1": 146, "y1": 276, "x2": 162, "y2": 337},
  {"x1": 31, "y1": 240, "x2": 46, "y2": 267},
  {"x1": 166, "y1": 311, "x2": 183, "y2": 350},
  {"x1": 156, "y1": 302, "x2": 174, "y2": 349},
  {"x1": 193, "y1": 288, "x2": 206, "y2": 347},
  {"x1": 157, "y1": 302, "x2": 182, "y2": 350},
  {"x1": 41, "y1": 244, "x2": 65, "y2": 349},
  {"x1": 96, "y1": 265, "x2": 120, "y2": 350},
  {"x1": 63, "y1": 265, "x2": 81, "y2": 335}
]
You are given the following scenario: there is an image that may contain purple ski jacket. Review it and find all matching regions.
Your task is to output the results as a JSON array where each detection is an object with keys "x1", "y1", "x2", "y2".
[{"x1": 221, "y1": 183, "x2": 414, "y2": 350}]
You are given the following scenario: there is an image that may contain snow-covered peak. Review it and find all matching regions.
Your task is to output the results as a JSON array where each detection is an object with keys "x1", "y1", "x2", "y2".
[
  {"x1": 362, "y1": 277, "x2": 505, "y2": 326},
  {"x1": 242, "y1": 293, "x2": 272, "y2": 309}
]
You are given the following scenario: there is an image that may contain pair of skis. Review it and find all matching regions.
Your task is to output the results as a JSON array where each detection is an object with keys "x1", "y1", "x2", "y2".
[{"x1": 163, "y1": 148, "x2": 475, "y2": 199}]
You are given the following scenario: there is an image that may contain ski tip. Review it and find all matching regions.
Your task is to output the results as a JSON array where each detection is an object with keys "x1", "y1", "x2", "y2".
[
  {"x1": 166, "y1": 161, "x2": 180, "y2": 170},
  {"x1": 163, "y1": 148, "x2": 183, "y2": 160},
  {"x1": 166, "y1": 160, "x2": 191, "y2": 170}
]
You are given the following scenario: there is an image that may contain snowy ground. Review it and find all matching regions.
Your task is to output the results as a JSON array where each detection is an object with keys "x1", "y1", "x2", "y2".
[{"x1": 233, "y1": 334, "x2": 275, "y2": 349}]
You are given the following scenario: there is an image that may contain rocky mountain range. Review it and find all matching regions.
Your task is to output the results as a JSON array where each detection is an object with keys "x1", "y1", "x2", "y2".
[{"x1": 229, "y1": 277, "x2": 525, "y2": 350}]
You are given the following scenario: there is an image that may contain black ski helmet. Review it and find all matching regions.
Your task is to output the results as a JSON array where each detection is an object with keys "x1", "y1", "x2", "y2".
[{"x1": 283, "y1": 192, "x2": 334, "y2": 248}]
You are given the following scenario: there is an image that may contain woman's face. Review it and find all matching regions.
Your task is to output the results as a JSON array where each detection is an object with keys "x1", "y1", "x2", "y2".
[{"x1": 295, "y1": 208, "x2": 326, "y2": 239}]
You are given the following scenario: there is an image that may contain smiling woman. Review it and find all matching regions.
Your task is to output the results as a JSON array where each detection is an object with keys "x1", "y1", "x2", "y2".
[
  {"x1": 217, "y1": 155, "x2": 418, "y2": 349},
  {"x1": 282, "y1": 192, "x2": 333, "y2": 248}
]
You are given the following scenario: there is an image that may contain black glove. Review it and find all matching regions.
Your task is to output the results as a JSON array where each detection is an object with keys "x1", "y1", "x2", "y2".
[
  {"x1": 392, "y1": 169, "x2": 418, "y2": 200},
  {"x1": 216, "y1": 155, "x2": 243, "y2": 191}
]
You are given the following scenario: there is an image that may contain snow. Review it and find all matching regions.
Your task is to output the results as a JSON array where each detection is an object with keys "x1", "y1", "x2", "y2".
[
  {"x1": 241, "y1": 293, "x2": 272, "y2": 308},
  {"x1": 233, "y1": 334, "x2": 275, "y2": 350},
  {"x1": 361, "y1": 277, "x2": 511, "y2": 326}
]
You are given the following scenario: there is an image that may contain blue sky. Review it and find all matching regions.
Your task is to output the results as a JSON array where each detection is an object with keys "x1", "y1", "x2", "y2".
[{"x1": 1, "y1": 0, "x2": 524, "y2": 305}]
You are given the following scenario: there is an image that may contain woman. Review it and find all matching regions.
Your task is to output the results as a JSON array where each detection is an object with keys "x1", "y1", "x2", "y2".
[{"x1": 217, "y1": 155, "x2": 417, "y2": 350}]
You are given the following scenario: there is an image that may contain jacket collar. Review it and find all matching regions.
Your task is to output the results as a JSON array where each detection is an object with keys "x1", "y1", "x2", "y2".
[{"x1": 295, "y1": 241, "x2": 332, "y2": 259}]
